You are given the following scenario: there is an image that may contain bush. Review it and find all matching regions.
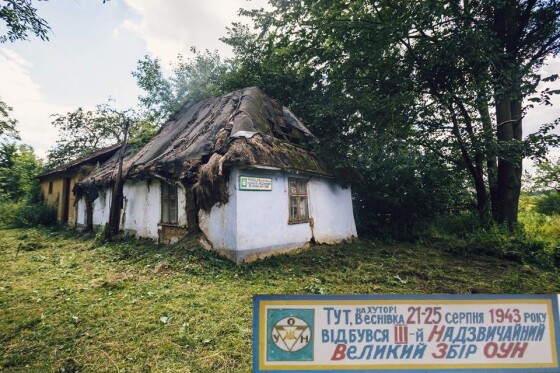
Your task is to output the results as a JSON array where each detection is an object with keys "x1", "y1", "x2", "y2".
[
  {"x1": 535, "y1": 192, "x2": 560, "y2": 216},
  {"x1": 424, "y1": 212, "x2": 552, "y2": 267},
  {"x1": 0, "y1": 200, "x2": 57, "y2": 228},
  {"x1": 353, "y1": 142, "x2": 472, "y2": 240},
  {"x1": 0, "y1": 200, "x2": 23, "y2": 227},
  {"x1": 519, "y1": 194, "x2": 560, "y2": 252},
  {"x1": 466, "y1": 225, "x2": 546, "y2": 264},
  {"x1": 427, "y1": 212, "x2": 483, "y2": 238},
  {"x1": 14, "y1": 202, "x2": 57, "y2": 226}
]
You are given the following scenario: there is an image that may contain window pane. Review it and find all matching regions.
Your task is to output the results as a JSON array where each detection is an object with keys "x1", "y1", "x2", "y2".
[
  {"x1": 162, "y1": 198, "x2": 169, "y2": 223},
  {"x1": 289, "y1": 180, "x2": 297, "y2": 194},
  {"x1": 162, "y1": 183, "x2": 168, "y2": 198},
  {"x1": 299, "y1": 196, "x2": 308, "y2": 219},
  {"x1": 290, "y1": 197, "x2": 298, "y2": 219},
  {"x1": 298, "y1": 180, "x2": 307, "y2": 194}
]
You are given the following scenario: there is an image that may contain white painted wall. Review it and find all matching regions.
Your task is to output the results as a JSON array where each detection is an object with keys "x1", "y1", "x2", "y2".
[
  {"x1": 234, "y1": 168, "x2": 313, "y2": 253},
  {"x1": 77, "y1": 198, "x2": 86, "y2": 226},
  {"x1": 177, "y1": 184, "x2": 187, "y2": 227},
  {"x1": 121, "y1": 180, "x2": 160, "y2": 239},
  {"x1": 77, "y1": 167, "x2": 357, "y2": 262},
  {"x1": 198, "y1": 185, "x2": 237, "y2": 253},
  {"x1": 92, "y1": 188, "x2": 111, "y2": 227},
  {"x1": 308, "y1": 178, "x2": 357, "y2": 244},
  {"x1": 199, "y1": 167, "x2": 357, "y2": 262},
  {"x1": 78, "y1": 179, "x2": 187, "y2": 239}
]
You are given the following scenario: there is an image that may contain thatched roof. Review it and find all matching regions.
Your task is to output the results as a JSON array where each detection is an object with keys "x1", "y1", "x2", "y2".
[
  {"x1": 77, "y1": 87, "x2": 333, "y2": 209},
  {"x1": 81, "y1": 87, "x2": 331, "y2": 182}
]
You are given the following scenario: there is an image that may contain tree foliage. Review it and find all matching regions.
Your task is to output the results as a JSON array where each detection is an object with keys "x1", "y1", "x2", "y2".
[
  {"x1": 45, "y1": 103, "x2": 149, "y2": 170},
  {"x1": 0, "y1": 0, "x2": 50, "y2": 43},
  {"x1": 0, "y1": 142, "x2": 41, "y2": 201},
  {"x1": 0, "y1": 98, "x2": 19, "y2": 139},
  {"x1": 224, "y1": 0, "x2": 560, "y2": 227},
  {"x1": 132, "y1": 49, "x2": 233, "y2": 124},
  {"x1": 353, "y1": 138, "x2": 472, "y2": 238},
  {"x1": 532, "y1": 157, "x2": 560, "y2": 192}
]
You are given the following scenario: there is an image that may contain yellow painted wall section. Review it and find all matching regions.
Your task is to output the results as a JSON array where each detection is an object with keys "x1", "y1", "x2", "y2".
[
  {"x1": 41, "y1": 177, "x2": 63, "y2": 218},
  {"x1": 40, "y1": 174, "x2": 82, "y2": 226}
]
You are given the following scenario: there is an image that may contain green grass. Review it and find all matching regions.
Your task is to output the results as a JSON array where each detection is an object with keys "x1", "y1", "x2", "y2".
[{"x1": 1, "y1": 227, "x2": 559, "y2": 372}]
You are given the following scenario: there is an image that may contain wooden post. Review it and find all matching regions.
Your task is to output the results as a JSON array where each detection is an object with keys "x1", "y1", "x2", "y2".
[{"x1": 105, "y1": 118, "x2": 130, "y2": 239}]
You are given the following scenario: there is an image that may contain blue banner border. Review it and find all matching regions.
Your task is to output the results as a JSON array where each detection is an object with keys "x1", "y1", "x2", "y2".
[{"x1": 253, "y1": 294, "x2": 560, "y2": 373}]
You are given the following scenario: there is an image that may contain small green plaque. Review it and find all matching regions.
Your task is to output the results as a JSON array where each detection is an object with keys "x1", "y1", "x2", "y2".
[{"x1": 239, "y1": 176, "x2": 272, "y2": 191}]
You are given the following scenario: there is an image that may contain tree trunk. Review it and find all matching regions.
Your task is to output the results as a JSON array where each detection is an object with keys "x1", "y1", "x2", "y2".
[
  {"x1": 510, "y1": 91, "x2": 523, "y2": 220},
  {"x1": 478, "y1": 99, "x2": 498, "y2": 220},
  {"x1": 492, "y1": 1, "x2": 523, "y2": 228},
  {"x1": 473, "y1": 164, "x2": 489, "y2": 220},
  {"x1": 495, "y1": 95, "x2": 519, "y2": 227},
  {"x1": 449, "y1": 106, "x2": 488, "y2": 219}
]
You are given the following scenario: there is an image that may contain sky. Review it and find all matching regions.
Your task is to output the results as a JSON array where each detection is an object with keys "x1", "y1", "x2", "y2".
[
  {"x1": 0, "y1": 0, "x2": 258, "y2": 158},
  {"x1": 0, "y1": 0, "x2": 558, "y2": 175}
]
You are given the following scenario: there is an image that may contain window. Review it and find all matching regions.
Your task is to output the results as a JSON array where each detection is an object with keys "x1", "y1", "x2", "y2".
[
  {"x1": 48, "y1": 181, "x2": 53, "y2": 194},
  {"x1": 161, "y1": 182, "x2": 178, "y2": 224},
  {"x1": 288, "y1": 178, "x2": 309, "y2": 223}
]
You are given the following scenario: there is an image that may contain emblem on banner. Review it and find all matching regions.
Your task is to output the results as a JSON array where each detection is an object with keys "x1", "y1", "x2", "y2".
[{"x1": 267, "y1": 309, "x2": 314, "y2": 361}]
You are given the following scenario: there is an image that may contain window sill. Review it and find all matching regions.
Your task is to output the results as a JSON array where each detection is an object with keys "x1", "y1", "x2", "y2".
[
  {"x1": 158, "y1": 222, "x2": 183, "y2": 227},
  {"x1": 288, "y1": 219, "x2": 311, "y2": 225}
]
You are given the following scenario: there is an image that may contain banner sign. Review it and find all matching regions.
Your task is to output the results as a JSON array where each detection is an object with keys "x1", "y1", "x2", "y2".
[
  {"x1": 240, "y1": 176, "x2": 272, "y2": 191},
  {"x1": 253, "y1": 294, "x2": 560, "y2": 372}
]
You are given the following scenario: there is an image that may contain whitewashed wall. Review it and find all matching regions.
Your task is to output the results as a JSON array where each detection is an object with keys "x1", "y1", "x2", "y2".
[
  {"x1": 121, "y1": 180, "x2": 160, "y2": 239},
  {"x1": 76, "y1": 179, "x2": 187, "y2": 240},
  {"x1": 92, "y1": 188, "x2": 112, "y2": 228},
  {"x1": 308, "y1": 177, "x2": 357, "y2": 244},
  {"x1": 76, "y1": 198, "x2": 86, "y2": 226},
  {"x1": 198, "y1": 186, "x2": 237, "y2": 254},
  {"x1": 199, "y1": 167, "x2": 357, "y2": 263}
]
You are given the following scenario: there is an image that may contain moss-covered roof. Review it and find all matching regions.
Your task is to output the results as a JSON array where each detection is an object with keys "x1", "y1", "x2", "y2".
[{"x1": 79, "y1": 87, "x2": 332, "y2": 192}]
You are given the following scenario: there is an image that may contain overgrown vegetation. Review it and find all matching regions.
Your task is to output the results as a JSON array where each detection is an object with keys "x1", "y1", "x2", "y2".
[
  {"x1": 0, "y1": 142, "x2": 56, "y2": 228},
  {"x1": 1, "y1": 227, "x2": 559, "y2": 372}
]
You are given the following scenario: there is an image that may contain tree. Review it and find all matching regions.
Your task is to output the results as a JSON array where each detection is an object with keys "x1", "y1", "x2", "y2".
[
  {"x1": 532, "y1": 157, "x2": 560, "y2": 192},
  {"x1": 352, "y1": 137, "x2": 472, "y2": 238},
  {"x1": 0, "y1": 0, "x2": 50, "y2": 43},
  {"x1": 132, "y1": 49, "x2": 233, "y2": 124},
  {"x1": 225, "y1": 0, "x2": 560, "y2": 227},
  {"x1": 45, "y1": 103, "x2": 149, "y2": 170},
  {"x1": 0, "y1": 0, "x2": 111, "y2": 43},
  {"x1": 0, "y1": 98, "x2": 19, "y2": 139},
  {"x1": 46, "y1": 106, "x2": 123, "y2": 169},
  {"x1": 0, "y1": 142, "x2": 41, "y2": 201}
]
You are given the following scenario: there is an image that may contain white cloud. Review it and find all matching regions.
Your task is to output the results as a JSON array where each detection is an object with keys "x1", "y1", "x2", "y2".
[
  {"x1": 117, "y1": 0, "x2": 260, "y2": 64},
  {"x1": 523, "y1": 56, "x2": 560, "y2": 176},
  {"x1": 0, "y1": 48, "x2": 72, "y2": 158}
]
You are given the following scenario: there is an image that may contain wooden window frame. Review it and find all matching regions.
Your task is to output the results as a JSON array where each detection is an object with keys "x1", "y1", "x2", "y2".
[
  {"x1": 161, "y1": 182, "x2": 178, "y2": 225},
  {"x1": 288, "y1": 178, "x2": 309, "y2": 224}
]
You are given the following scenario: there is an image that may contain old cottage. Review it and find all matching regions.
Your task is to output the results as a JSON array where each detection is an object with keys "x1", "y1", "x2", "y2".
[
  {"x1": 38, "y1": 144, "x2": 121, "y2": 226},
  {"x1": 74, "y1": 87, "x2": 357, "y2": 262}
]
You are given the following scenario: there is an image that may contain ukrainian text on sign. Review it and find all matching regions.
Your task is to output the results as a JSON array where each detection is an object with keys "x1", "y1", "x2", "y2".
[
  {"x1": 239, "y1": 176, "x2": 272, "y2": 191},
  {"x1": 253, "y1": 295, "x2": 560, "y2": 372}
]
